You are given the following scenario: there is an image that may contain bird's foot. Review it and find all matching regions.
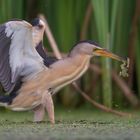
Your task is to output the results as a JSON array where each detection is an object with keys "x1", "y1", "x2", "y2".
[
  {"x1": 33, "y1": 104, "x2": 45, "y2": 122},
  {"x1": 42, "y1": 91, "x2": 55, "y2": 124}
]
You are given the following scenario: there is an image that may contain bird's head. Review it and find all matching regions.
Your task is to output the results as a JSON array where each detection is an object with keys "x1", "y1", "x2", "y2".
[
  {"x1": 70, "y1": 40, "x2": 126, "y2": 62},
  {"x1": 31, "y1": 18, "x2": 45, "y2": 46},
  {"x1": 31, "y1": 18, "x2": 45, "y2": 30}
]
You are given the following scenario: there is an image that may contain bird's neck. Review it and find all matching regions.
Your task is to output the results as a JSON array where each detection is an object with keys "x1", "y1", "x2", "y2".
[
  {"x1": 19, "y1": 54, "x2": 91, "y2": 94},
  {"x1": 45, "y1": 54, "x2": 91, "y2": 91}
]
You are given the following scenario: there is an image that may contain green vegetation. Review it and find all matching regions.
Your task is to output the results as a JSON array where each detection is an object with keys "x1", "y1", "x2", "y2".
[{"x1": 92, "y1": 0, "x2": 112, "y2": 107}]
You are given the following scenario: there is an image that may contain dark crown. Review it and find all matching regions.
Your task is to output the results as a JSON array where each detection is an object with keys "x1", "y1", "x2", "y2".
[
  {"x1": 31, "y1": 18, "x2": 40, "y2": 26},
  {"x1": 76, "y1": 40, "x2": 100, "y2": 47}
]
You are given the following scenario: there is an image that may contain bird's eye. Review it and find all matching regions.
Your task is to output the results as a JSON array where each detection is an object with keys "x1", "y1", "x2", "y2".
[
  {"x1": 93, "y1": 48, "x2": 99, "y2": 52},
  {"x1": 38, "y1": 24, "x2": 43, "y2": 29}
]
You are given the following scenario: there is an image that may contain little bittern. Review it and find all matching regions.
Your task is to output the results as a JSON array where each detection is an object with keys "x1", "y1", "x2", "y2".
[{"x1": 0, "y1": 18, "x2": 126, "y2": 124}]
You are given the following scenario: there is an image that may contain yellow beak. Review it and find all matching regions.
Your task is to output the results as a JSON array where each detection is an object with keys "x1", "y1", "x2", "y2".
[{"x1": 94, "y1": 48, "x2": 126, "y2": 62}]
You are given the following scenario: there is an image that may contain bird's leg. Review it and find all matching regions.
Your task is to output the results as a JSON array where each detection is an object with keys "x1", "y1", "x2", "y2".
[
  {"x1": 33, "y1": 104, "x2": 45, "y2": 122},
  {"x1": 42, "y1": 91, "x2": 55, "y2": 124}
]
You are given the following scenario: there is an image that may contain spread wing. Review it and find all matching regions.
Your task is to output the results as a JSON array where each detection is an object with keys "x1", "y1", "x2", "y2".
[
  {"x1": 0, "y1": 20, "x2": 44, "y2": 93},
  {"x1": 0, "y1": 23, "x2": 15, "y2": 92}
]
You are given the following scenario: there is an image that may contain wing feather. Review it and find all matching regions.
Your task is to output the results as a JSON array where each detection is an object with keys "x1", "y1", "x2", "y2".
[
  {"x1": 0, "y1": 24, "x2": 15, "y2": 92},
  {"x1": 0, "y1": 20, "x2": 44, "y2": 93}
]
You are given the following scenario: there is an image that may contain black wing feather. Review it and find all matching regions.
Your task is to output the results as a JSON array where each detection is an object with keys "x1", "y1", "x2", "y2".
[
  {"x1": 36, "y1": 41, "x2": 57, "y2": 67},
  {"x1": 0, "y1": 24, "x2": 15, "y2": 93}
]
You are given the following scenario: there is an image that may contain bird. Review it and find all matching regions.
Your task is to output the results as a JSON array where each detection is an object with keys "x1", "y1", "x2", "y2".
[{"x1": 0, "y1": 18, "x2": 126, "y2": 124}]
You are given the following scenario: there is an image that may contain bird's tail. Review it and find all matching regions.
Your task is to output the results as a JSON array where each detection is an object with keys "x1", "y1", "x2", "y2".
[
  {"x1": 0, "y1": 95, "x2": 9, "y2": 107},
  {"x1": 0, "y1": 93, "x2": 17, "y2": 107}
]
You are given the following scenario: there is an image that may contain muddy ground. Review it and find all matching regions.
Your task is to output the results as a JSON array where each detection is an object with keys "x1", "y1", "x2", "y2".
[{"x1": 0, "y1": 107, "x2": 140, "y2": 140}]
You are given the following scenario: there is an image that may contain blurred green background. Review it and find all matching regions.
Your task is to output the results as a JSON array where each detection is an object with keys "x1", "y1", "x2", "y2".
[{"x1": 0, "y1": 0, "x2": 140, "y2": 110}]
